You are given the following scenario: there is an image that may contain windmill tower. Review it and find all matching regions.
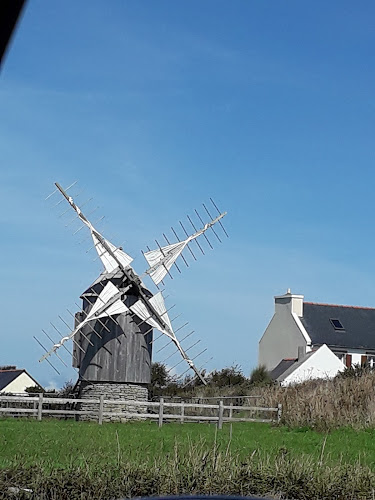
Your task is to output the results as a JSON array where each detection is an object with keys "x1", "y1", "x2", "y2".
[{"x1": 37, "y1": 182, "x2": 227, "y2": 418}]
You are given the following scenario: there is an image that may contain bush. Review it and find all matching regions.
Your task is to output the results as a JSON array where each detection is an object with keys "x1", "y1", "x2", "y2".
[
  {"x1": 58, "y1": 380, "x2": 75, "y2": 397},
  {"x1": 149, "y1": 362, "x2": 171, "y2": 399},
  {"x1": 249, "y1": 365, "x2": 272, "y2": 386},
  {"x1": 208, "y1": 365, "x2": 246, "y2": 387},
  {"x1": 25, "y1": 385, "x2": 44, "y2": 394},
  {"x1": 336, "y1": 363, "x2": 373, "y2": 379}
]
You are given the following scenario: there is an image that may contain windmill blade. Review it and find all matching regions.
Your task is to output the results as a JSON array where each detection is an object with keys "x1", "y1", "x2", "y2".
[
  {"x1": 39, "y1": 282, "x2": 129, "y2": 363},
  {"x1": 86, "y1": 281, "x2": 124, "y2": 319},
  {"x1": 129, "y1": 292, "x2": 207, "y2": 384},
  {"x1": 143, "y1": 211, "x2": 227, "y2": 286},
  {"x1": 54, "y1": 182, "x2": 134, "y2": 273},
  {"x1": 130, "y1": 292, "x2": 172, "y2": 337},
  {"x1": 91, "y1": 232, "x2": 133, "y2": 273},
  {"x1": 143, "y1": 241, "x2": 186, "y2": 285}
]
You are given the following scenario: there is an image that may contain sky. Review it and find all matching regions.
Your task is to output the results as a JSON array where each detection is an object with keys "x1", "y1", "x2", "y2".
[{"x1": 1, "y1": 1, "x2": 375, "y2": 389}]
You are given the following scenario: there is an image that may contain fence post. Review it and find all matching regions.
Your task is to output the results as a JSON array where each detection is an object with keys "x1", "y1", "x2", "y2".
[
  {"x1": 229, "y1": 402, "x2": 233, "y2": 436},
  {"x1": 180, "y1": 400, "x2": 184, "y2": 424},
  {"x1": 277, "y1": 403, "x2": 282, "y2": 424},
  {"x1": 217, "y1": 400, "x2": 224, "y2": 430},
  {"x1": 37, "y1": 393, "x2": 43, "y2": 421},
  {"x1": 98, "y1": 395, "x2": 104, "y2": 425},
  {"x1": 229, "y1": 403, "x2": 233, "y2": 420},
  {"x1": 158, "y1": 397, "x2": 164, "y2": 428}
]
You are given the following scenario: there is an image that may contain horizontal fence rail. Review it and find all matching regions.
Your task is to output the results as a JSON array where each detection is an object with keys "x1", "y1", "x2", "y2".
[{"x1": 0, "y1": 395, "x2": 282, "y2": 428}]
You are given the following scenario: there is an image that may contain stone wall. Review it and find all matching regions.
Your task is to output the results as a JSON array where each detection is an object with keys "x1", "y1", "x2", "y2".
[{"x1": 78, "y1": 382, "x2": 149, "y2": 422}]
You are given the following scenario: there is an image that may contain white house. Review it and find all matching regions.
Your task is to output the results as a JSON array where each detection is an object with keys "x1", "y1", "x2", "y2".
[
  {"x1": 270, "y1": 344, "x2": 345, "y2": 386},
  {"x1": 259, "y1": 289, "x2": 375, "y2": 383},
  {"x1": 0, "y1": 368, "x2": 43, "y2": 394}
]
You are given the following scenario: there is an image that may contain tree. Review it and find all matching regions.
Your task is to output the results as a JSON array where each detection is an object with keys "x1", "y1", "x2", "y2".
[
  {"x1": 209, "y1": 365, "x2": 246, "y2": 387},
  {"x1": 59, "y1": 380, "x2": 75, "y2": 397},
  {"x1": 249, "y1": 365, "x2": 272, "y2": 386},
  {"x1": 149, "y1": 362, "x2": 170, "y2": 399}
]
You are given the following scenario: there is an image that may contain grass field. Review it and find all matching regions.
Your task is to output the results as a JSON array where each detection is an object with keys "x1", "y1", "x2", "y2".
[
  {"x1": 2, "y1": 419, "x2": 375, "y2": 499},
  {"x1": 1, "y1": 418, "x2": 375, "y2": 468}
]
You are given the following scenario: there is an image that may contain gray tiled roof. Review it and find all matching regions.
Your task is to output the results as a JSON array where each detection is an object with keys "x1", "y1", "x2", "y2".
[
  {"x1": 270, "y1": 351, "x2": 316, "y2": 382},
  {"x1": 269, "y1": 359, "x2": 296, "y2": 381},
  {"x1": 0, "y1": 370, "x2": 23, "y2": 391},
  {"x1": 302, "y1": 302, "x2": 375, "y2": 350}
]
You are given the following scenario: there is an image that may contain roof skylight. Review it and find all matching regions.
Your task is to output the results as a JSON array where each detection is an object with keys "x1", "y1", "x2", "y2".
[{"x1": 330, "y1": 318, "x2": 345, "y2": 330}]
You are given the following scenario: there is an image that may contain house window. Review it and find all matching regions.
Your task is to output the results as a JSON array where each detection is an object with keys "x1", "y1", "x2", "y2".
[{"x1": 330, "y1": 318, "x2": 345, "y2": 330}]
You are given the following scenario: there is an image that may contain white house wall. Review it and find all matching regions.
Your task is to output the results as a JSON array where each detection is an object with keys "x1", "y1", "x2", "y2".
[
  {"x1": 0, "y1": 372, "x2": 39, "y2": 394},
  {"x1": 259, "y1": 305, "x2": 309, "y2": 371},
  {"x1": 282, "y1": 344, "x2": 345, "y2": 386},
  {"x1": 330, "y1": 348, "x2": 375, "y2": 367}
]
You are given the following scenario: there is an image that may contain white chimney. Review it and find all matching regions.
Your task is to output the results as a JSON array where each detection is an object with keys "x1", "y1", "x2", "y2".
[{"x1": 274, "y1": 288, "x2": 304, "y2": 317}]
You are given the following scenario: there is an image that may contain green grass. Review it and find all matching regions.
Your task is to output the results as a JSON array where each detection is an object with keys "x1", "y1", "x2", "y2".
[
  {"x1": 1, "y1": 418, "x2": 375, "y2": 469},
  {"x1": 2, "y1": 419, "x2": 375, "y2": 498}
]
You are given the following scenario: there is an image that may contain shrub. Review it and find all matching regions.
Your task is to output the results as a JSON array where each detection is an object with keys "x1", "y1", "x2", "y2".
[
  {"x1": 336, "y1": 363, "x2": 373, "y2": 379},
  {"x1": 249, "y1": 365, "x2": 272, "y2": 386},
  {"x1": 208, "y1": 365, "x2": 246, "y2": 387},
  {"x1": 25, "y1": 385, "x2": 44, "y2": 394}
]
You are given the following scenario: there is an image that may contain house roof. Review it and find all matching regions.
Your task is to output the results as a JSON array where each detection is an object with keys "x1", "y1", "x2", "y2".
[
  {"x1": 0, "y1": 369, "x2": 24, "y2": 390},
  {"x1": 0, "y1": 369, "x2": 42, "y2": 391},
  {"x1": 301, "y1": 302, "x2": 375, "y2": 351},
  {"x1": 270, "y1": 351, "x2": 315, "y2": 382},
  {"x1": 269, "y1": 359, "x2": 296, "y2": 380}
]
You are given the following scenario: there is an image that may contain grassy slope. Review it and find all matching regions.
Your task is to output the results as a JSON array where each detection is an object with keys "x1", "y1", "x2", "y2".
[{"x1": 1, "y1": 419, "x2": 375, "y2": 469}]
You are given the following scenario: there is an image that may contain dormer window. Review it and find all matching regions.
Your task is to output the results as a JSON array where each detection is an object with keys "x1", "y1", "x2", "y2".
[{"x1": 330, "y1": 318, "x2": 345, "y2": 330}]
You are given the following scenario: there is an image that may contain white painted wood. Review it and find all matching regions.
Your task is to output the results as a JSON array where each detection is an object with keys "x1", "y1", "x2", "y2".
[
  {"x1": 37, "y1": 393, "x2": 43, "y2": 421},
  {"x1": 217, "y1": 400, "x2": 224, "y2": 429},
  {"x1": 277, "y1": 404, "x2": 282, "y2": 423},
  {"x1": 180, "y1": 401, "x2": 184, "y2": 424},
  {"x1": 0, "y1": 408, "x2": 38, "y2": 414},
  {"x1": 0, "y1": 396, "x2": 280, "y2": 426},
  {"x1": 223, "y1": 418, "x2": 273, "y2": 423},
  {"x1": 158, "y1": 397, "x2": 164, "y2": 428}
]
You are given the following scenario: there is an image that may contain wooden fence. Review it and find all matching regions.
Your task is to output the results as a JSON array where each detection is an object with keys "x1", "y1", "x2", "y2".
[{"x1": 0, "y1": 395, "x2": 282, "y2": 428}]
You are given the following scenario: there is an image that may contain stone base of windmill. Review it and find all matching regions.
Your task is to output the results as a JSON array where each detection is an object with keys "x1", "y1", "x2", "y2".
[{"x1": 77, "y1": 382, "x2": 149, "y2": 422}]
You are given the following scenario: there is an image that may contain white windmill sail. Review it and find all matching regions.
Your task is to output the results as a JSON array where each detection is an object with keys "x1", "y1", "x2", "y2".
[
  {"x1": 143, "y1": 213, "x2": 226, "y2": 285},
  {"x1": 98, "y1": 299, "x2": 128, "y2": 318},
  {"x1": 149, "y1": 292, "x2": 173, "y2": 333},
  {"x1": 128, "y1": 292, "x2": 202, "y2": 378},
  {"x1": 86, "y1": 281, "x2": 127, "y2": 319},
  {"x1": 39, "y1": 281, "x2": 128, "y2": 362},
  {"x1": 57, "y1": 186, "x2": 134, "y2": 274},
  {"x1": 91, "y1": 231, "x2": 133, "y2": 274},
  {"x1": 130, "y1": 292, "x2": 174, "y2": 339},
  {"x1": 144, "y1": 241, "x2": 187, "y2": 285}
]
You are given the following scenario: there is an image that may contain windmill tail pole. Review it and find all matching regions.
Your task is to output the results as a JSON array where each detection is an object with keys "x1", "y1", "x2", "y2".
[
  {"x1": 174, "y1": 338, "x2": 207, "y2": 385},
  {"x1": 189, "y1": 360, "x2": 208, "y2": 385}
]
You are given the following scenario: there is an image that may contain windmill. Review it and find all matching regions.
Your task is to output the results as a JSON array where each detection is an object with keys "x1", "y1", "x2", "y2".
[{"x1": 36, "y1": 182, "x2": 227, "y2": 413}]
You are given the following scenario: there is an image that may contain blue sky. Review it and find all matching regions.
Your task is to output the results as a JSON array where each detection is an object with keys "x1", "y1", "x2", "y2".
[{"x1": 1, "y1": 1, "x2": 375, "y2": 389}]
